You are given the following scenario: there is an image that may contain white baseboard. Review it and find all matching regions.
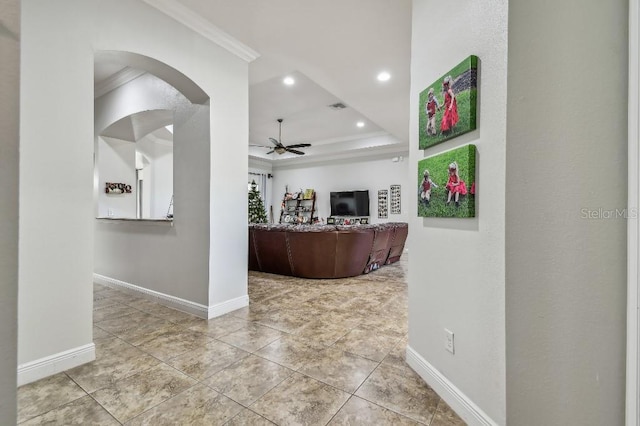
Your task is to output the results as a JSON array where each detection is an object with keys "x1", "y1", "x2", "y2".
[
  {"x1": 94, "y1": 273, "x2": 210, "y2": 318},
  {"x1": 406, "y1": 345, "x2": 498, "y2": 426},
  {"x1": 18, "y1": 343, "x2": 95, "y2": 386},
  {"x1": 93, "y1": 274, "x2": 248, "y2": 320},
  {"x1": 207, "y1": 295, "x2": 249, "y2": 319}
]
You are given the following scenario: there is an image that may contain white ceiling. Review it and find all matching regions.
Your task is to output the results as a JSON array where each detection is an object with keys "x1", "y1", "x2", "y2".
[
  {"x1": 95, "y1": 0, "x2": 412, "y2": 164},
  {"x1": 248, "y1": 71, "x2": 384, "y2": 148},
  {"x1": 101, "y1": 109, "x2": 174, "y2": 142}
]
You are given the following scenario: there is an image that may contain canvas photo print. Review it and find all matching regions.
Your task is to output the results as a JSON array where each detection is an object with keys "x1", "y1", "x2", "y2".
[
  {"x1": 417, "y1": 144, "x2": 476, "y2": 218},
  {"x1": 419, "y1": 55, "x2": 478, "y2": 150}
]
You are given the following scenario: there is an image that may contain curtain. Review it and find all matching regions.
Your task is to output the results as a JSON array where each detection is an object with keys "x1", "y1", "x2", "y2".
[{"x1": 249, "y1": 172, "x2": 267, "y2": 206}]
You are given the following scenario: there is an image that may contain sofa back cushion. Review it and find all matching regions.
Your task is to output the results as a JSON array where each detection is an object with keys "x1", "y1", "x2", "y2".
[
  {"x1": 287, "y1": 231, "x2": 339, "y2": 278},
  {"x1": 253, "y1": 229, "x2": 292, "y2": 275},
  {"x1": 334, "y1": 229, "x2": 375, "y2": 278}
]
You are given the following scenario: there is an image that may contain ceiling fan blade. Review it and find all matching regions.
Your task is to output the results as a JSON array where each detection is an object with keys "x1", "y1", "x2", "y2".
[
  {"x1": 249, "y1": 144, "x2": 271, "y2": 148},
  {"x1": 266, "y1": 150, "x2": 275, "y2": 154},
  {"x1": 269, "y1": 137, "x2": 282, "y2": 147},
  {"x1": 286, "y1": 148, "x2": 306, "y2": 155},
  {"x1": 285, "y1": 143, "x2": 311, "y2": 149}
]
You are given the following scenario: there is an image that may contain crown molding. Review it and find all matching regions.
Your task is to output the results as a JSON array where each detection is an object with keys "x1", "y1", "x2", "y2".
[
  {"x1": 271, "y1": 145, "x2": 410, "y2": 171},
  {"x1": 306, "y1": 131, "x2": 389, "y2": 147},
  {"x1": 141, "y1": 0, "x2": 260, "y2": 63},
  {"x1": 249, "y1": 156, "x2": 274, "y2": 171},
  {"x1": 251, "y1": 131, "x2": 408, "y2": 167},
  {"x1": 94, "y1": 67, "x2": 146, "y2": 98}
]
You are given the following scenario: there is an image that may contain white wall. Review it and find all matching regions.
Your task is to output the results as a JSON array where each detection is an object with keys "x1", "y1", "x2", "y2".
[
  {"x1": 0, "y1": 0, "x2": 19, "y2": 421},
  {"x1": 505, "y1": 1, "x2": 628, "y2": 424},
  {"x1": 95, "y1": 102, "x2": 211, "y2": 305},
  {"x1": 408, "y1": 1, "x2": 508, "y2": 424},
  {"x1": 272, "y1": 155, "x2": 410, "y2": 224},
  {"x1": 410, "y1": 1, "x2": 629, "y2": 424},
  {"x1": 20, "y1": 0, "x2": 96, "y2": 376},
  {"x1": 97, "y1": 137, "x2": 137, "y2": 218},
  {"x1": 137, "y1": 136, "x2": 173, "y2": 219},
  {"x1": 20, "y1": 0, "x2": 249, "y2": 379}
]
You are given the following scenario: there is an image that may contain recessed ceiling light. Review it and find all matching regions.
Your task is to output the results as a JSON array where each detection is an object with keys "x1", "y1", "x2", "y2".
[
  {"x1": 377, "y1": 71, "x2": 391, "y2": 82},
  {"x1": 356, "y1": 121, "x2": 365, "y2": 128},
  {"x1": 283, "y1": 76, "x2": 295, "y2": 86}
]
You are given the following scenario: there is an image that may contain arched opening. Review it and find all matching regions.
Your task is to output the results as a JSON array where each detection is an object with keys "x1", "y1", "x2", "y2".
[
  {"x1": 94, "y1": 51, "x2": 209, "y2": 106},
  {"x1": 98, "y1": 109, "x2": 174, "y2": 219},
  {"x1": 17, "y1": 2, "x2": 250, "y2": 392},
  {"x1": 93, "y1": 51, "x2": 215, "y2": 316},
  {"x1": 94, "y1": 51, "x2": 209, "y2": 220}
]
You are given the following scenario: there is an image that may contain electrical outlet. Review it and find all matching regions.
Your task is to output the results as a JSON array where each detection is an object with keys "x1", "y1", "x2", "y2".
[
  {"x1": 108, "y1": 208, "x2": 114, "y2": 217},
  {"x1": 445, "y1": 329, "x2": 455, "y2": 354}
]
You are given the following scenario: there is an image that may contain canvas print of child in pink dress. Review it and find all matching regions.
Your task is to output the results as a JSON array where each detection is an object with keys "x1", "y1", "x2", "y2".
[
  {"x1": 445, "y1": 161, "x2": 466, "y2": 207},
  {"x1": 418, "y1": 55, "x2": 478, "y2": 150},
  {"x1": 440, "y1": 77, "x2": 459, "y2": 136},
  {"x1": 417, "y1": 144, "x2": 476, "y2": 218}
]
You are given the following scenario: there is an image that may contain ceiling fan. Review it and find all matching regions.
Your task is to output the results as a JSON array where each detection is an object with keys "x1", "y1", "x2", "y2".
[{"x1": 265, "y1": 118, "x2": 311, "y2": 155}]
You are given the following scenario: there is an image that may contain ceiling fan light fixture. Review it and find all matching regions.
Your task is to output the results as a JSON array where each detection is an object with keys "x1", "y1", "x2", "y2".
[
  {"x1": 328, "y1": 102, "x2": 347, "y2": 110},
  {"x1": 266, "y1": 118, "x2": 311, "y2": 156}
]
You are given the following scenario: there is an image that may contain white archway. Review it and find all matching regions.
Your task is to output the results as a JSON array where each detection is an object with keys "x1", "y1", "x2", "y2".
[
  {"x1": 94, "y1": 51, "x2": 214, "y2": 315},
  {"x1": 19, "y1": 1, "x2": 250, "y2": 386}
]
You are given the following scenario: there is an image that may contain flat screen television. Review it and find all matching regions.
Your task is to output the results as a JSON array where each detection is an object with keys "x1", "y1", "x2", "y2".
[{"x1": 330, "y1": 190, "x2": 370, "y2": 216}]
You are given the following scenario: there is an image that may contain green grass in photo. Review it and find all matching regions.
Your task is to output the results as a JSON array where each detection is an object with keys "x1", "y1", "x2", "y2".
[
  {"x1": 418, "y1": 55, "x2": 478, "y2": 150},
  {"x1": 417, "y1": 145, "x2": 476, "y2": 218}
]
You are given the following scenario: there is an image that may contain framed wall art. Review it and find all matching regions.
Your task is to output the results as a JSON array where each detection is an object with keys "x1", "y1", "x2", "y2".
[
  {"x1": 418, "y1": 55, "x2": 478, "y2": 150},
  {"x1": 105, "y1": 182, "x2": 132, "y2": 194},
  {"x1": 378, "y1": 189, "x2": 388, "y2": 219},
  {"x1": 390, "y1": 184, "x2": 401, "y2": 214},
  {"x1": 417, "y1": 144, "x2": 476, "y2": 218}
]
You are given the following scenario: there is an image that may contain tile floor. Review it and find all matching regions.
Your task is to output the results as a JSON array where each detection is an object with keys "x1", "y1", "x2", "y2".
[{"x1": 17, "y1": 258, "x2": 466, "y2": 425}]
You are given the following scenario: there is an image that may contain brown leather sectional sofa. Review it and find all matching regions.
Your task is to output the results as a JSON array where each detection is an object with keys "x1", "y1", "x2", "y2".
[{"x1": 248, "y1": 222, "x2": 408, "y2": 279}]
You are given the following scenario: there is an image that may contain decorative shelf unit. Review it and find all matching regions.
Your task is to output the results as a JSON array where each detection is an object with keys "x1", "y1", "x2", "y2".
[{"x1": 280, "y1": 190, "x2": 317, "y2": 224}]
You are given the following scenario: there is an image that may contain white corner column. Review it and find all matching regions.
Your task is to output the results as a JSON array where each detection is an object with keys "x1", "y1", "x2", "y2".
[
  {"x1": 628, "y1": 1, "x2": 640, "y2": 424},
  {"x1": 0, "y1": 0, "x2": 19, "y2": 422}
]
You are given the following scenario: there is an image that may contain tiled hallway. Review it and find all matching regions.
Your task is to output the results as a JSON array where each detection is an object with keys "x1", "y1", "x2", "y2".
[{"x1": 18, "y1": 259, "x2": 465, "y2": 425}]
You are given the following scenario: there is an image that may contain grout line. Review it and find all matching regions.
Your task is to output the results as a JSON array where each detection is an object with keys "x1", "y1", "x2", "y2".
[
  {"x1": 27, "y1": 260, "x2": 425, "y2": 425},
  {"x1": 120, "y1": 375, "x2": 201, "y2": 424},
  {"x1": 427, "y1": 398, "x2": 444, "y2": 426},
  {"x1": 324, "y1": 394, "x2": 354, "y2": 425},
  {"x1": 84, "y1": 391, "x2": 123, "y2": 425},
  {"x1": 17, "y1": 386, "x2": 89, "y2": 425}
]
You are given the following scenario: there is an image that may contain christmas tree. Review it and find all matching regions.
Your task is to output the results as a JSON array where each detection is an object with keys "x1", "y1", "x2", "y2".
[{"x1": 248, "y1": 180, "x2": 268, "y2": 223}]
